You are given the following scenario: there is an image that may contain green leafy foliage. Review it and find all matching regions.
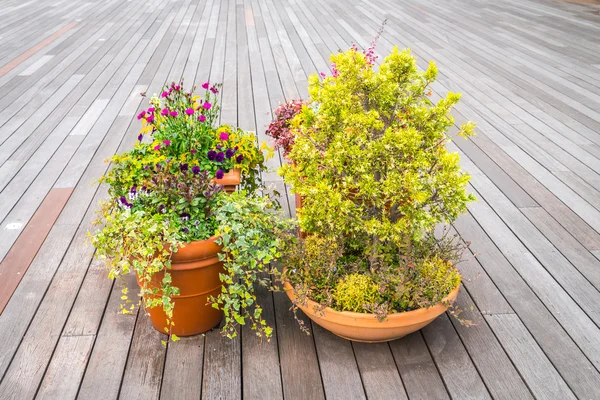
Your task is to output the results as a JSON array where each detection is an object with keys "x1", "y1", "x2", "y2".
[
  {"x1": 212, "y1": 191, "x2": 296, "y2": 339},
  {"x1": 279, "y1": 46, "x2": 475, "y2": 319}
]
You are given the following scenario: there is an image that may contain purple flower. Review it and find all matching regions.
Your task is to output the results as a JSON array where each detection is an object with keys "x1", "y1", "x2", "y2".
[
  {"x1": 146, "y1": 115, "x2": 155, "y2": 123},
  {"x1": 180, "y1": 163, "x2": 189, "y2": 172},
  {"x1": 203, "y1": 102, "x2": 212, "y2": 110},
  {"x1": 138, "y1": 133, "x2": 143, "y2": 142},
  {"x1": 137, "y1": 111, "x2": 146, "y2": 120},
  {"x1": 198, "y1": 115, "x2": 206, "y2": 122},
  {"x1": 185, "y1": 108, "x2": 194, "y2": 115},
  {"x1": 158, "y1": 204, "x2": 166, "y2": 213},
  {"x1": 236, "y1": 154, "x2": 244, "y2": 164},
  {"x1": 207, "y1": 150, "x2": 217, "y2": 161},
  {"x1": 161, "y1": 108, "x2": 169, "y2": 116},
  {"x1": 192, "y1": 166, "x2": 201, "y2": 175},
  {"x1": 147, "y1": 107, "x2": 155, "y2": 113},
  {"x1": 202, "y1": 81, "x2": 210, "y2": 89},
  {"x1": 215, "y1": 169, "x2": 224, "y2": 179},
  {"x1": 163, "y1": 140, "x2": 171, "y2": 146},
  {"x1": 154, "y1": 144, "x2": 161, "y2": 151},
  {"x1": 119, "y1": 196, "x2": 132, "y2": 209},
  {"x1": 216, "y1": 144, "x2": 222, "y2": 149},
  {"x1": 181, "y1": 227, "x2": 189, "y2": 233},
  {"x1": 225, "y1": 148, "x2": 235, "y2": 158},
  {"x1": 191, "y1": 149, "x2": 197, "y2": 154},
  {"x1": 219, "y1": 132, "x2": 229, "y2": 141},
  {"x1": 210, "y1": 86, "x2": 219, "y2": 94},
  {"x1": 215, "y1": 152, "x2": 225, "y2": 162},
  {"x1": 180, "y1": 212, "x2": 191, "y2": 221},
  {"x1": 169, "y1": 110, "x2": 178, "y2": 117},
  {"x1": 161, "y1": 91, "x2": 169, "y2": 98}
]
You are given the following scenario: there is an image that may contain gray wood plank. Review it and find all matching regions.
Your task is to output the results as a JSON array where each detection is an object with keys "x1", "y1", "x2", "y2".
[
  {"x1": 352, "y1": 342, "x2": 408, "y2": 400},
  {"x1": 422, "y1": 313, "x2": 492, "y2": 400},
  {"x1": 119, "y1": 316, "x2": 167, "y2": 400},
  {"x1": 160, "y1": 336, "x2": 204, "y2": 400},
  {"x1": 486, "y1": 313, "x2": 577, "y2": 400},
  {"x1": 273, "y1": 290, "x2": 325, "y2": 400},
  {"x1": 449, "y1": 290, "x2": 533, "y2": 400},
  {"x1": 312, "y1": 325, "x2": 366, "y2": 400},
  {"x1": 390, "y1": 333, "x2": 450, "y2": 400},
  {"x1": 201, "y1": 330, "x2": 241, "y2": 400}
]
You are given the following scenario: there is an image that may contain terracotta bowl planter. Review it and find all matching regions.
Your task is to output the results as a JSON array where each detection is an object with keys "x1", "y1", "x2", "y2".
[
  {"x1": 136, "y1": 236, "x2": 225, "y2": 336},
  {"x1": 284, "y1": 281, "x2": 460, "y2": 343},
  {"x1": 214, "y1": 168, "x2": 240, "y2": 193}
]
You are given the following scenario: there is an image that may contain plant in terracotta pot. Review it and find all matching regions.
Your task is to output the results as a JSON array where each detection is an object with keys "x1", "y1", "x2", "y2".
[
  {"x1": 276, "y1": 45, "x2": 476, "y2": 342},
  {"x1": 90, "y1": 81, "x2": 288, "y2": 341}
]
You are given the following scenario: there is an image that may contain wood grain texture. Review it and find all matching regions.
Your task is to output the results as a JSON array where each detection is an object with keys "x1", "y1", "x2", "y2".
[
  {"x1": 0, "y1": 0, "x2": 600, "y2": 398},
  {"x1": 0, "y1": 187, "x2": 72, "y2": 313}
]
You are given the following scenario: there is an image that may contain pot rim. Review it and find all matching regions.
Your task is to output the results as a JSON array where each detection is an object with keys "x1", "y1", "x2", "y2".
[
  {"x1": 169, "y1": 235, "x2": 223, "y2": 265},
  {"x1": 283, "y1": 279, "x2": 460, "y2": 324}
]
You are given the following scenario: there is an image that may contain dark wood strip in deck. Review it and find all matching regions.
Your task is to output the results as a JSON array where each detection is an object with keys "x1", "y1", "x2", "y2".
[{"x1": 0, "y1": 0, "x2": 599, "y2": 398}]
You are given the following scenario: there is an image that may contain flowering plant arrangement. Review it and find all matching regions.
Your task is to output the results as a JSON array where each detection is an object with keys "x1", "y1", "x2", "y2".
[
  {"x1": 90, "y1": 81, "x2": 288, "y2": 340},
  {"x1": 277, "y1": 45, "x2": 476, "y2": 322}
]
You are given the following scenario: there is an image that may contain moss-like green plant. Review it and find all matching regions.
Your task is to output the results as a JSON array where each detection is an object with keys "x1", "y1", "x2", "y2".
[{"x1": 333, "y1": 274, "x2": 382, "y2": 313}]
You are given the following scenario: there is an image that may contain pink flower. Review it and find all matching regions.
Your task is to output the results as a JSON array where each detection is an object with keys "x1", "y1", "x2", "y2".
[
  {"x1": 146, "y1": 115, "x2": 155, "y2": 123},
  {"x1": 198, "y1": 115, "x2": 206, "y2": 122},
  {"x1": 175, "y1": 85, "x2": 181, "y2": 90},
  {"x1": 219, "y1": 132, "x2": 229, "y2": 141},
  {"x1": 202, "y1": 81, "x2": 209, "y2": 89},
  {"x1": 147, "y1": 107, "x2": 155, "y2": 113},
  {"x1": 170, "y1": 110, "x2": 178, "y2": 117},
  {"x1": 161, "y1": 108, "x2": 169, "y2": 116},
  {"x1": 203, "y1": 102, "x2": 212, "y2": 110},
  {"x1": 185, "y1": 108, "x2": 194, "y2": 115},
  {"x1": 210, "y1": 86, "x2": 219, "y2": 94},
  {"x1": 320, "y1": 72, "x2": 326, "y2": 78},
  {"x1": 161, "y1": 91, "x2": 169, "y2": 98},
  {"x1": 163, "y1": 140, "x2": 171, "y2": 146},
  {"x1": 137, "y1": 111, "x2": 146, "y2": 120},
  {"x1": 191, "y1": 149, "x2": 197, "y2": 154},
  {"x1": 154, "y1": 144, "x2": 161, "y2": 151}
]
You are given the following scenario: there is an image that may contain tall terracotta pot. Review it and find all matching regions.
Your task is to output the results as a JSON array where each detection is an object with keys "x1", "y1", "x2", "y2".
[{"x1": 137, "y1": 236, "x2": 225, "y2": 336}]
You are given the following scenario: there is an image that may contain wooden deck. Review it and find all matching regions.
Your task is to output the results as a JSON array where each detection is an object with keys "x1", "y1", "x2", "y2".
[{"x1": 1, "y1": 0, "x2": 600, "y2": 398}]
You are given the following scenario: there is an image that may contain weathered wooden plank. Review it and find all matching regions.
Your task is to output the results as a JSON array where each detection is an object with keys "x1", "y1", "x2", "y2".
[
  {"x1": 422, "y1": 313, "x2": 492, "y2": 400},
  {"x1": 119, "y1": 316, "x2": 167, "y2": 400},
  {"x1": 272, "y1": 290, "x2": 325, "y2": 400},
  {"x1": 0, "y1": 187, "x2": 72, "y2": 312},
  {"x1": 449, "y1": 290, "x2": 533, "y2": 400},
  {"x1": 312, "y1": 325, "x2": 366, "y2": 400},
  {"x1": 486, "y1": 313, "x2": 577, "y2": 400},
  {"x1": 160, "y1": 336, "x2": 205, "y2": 400},
  {"x1": 352, "y1": 342, "x2": 408, "y2": 400},
  {"x1": 201, "y1": 329, "x2": 241, "y2": 400},
  {"x1": 453, "y1": 212, "x2": 600, "y2": 398},
  {"x1": 390, "y1": 333, "x2": 450, "y2": 400},
  {"x1": 241, "y1": 280, "x2": 284, "y2": 400}
]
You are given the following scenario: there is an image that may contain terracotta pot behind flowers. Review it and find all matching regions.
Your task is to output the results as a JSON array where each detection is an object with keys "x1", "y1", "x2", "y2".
[
  {"x1": 284, "y1": 280, "x2": 460, "y2": 343},
  {"x1": 136, "y1": 236, "x2": 224, "y2": 336},
  {"x1": 213, "y1": 168, "x2": 240, "y2": 193}
]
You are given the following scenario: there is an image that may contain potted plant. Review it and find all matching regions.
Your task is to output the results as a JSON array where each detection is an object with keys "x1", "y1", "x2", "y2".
[
  {"x1": 276, "y1": 45, "x2": 476, "y2": 342},
  {"x1": 90, "y1": 81, "x2": 288, "y2": 341}
]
